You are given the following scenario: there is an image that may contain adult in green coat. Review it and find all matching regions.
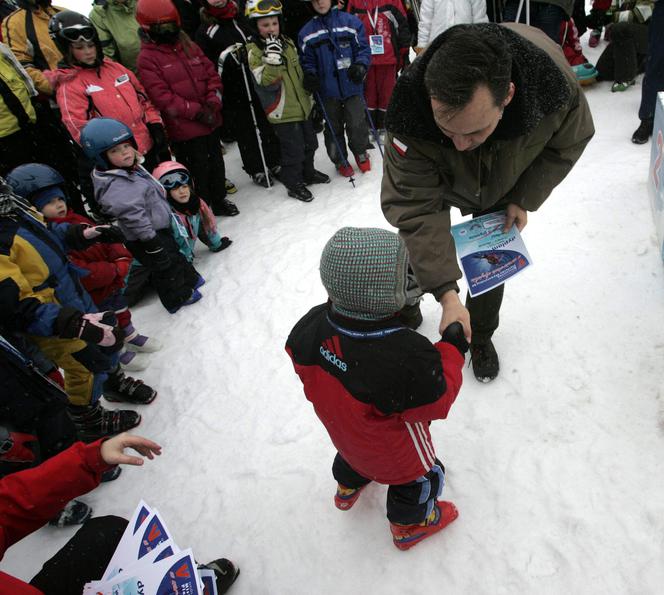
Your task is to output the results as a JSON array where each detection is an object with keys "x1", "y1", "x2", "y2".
[
  {"x1": 89, "y1": 0, "x2": 141, "y2": 72},
  {"x1": 380, "y1": 23, "x2": 594, "y2": 382}
]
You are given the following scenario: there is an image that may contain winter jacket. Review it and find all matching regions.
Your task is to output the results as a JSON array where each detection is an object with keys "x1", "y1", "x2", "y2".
[
  {"x1": 47, "y1": 57, "x2": 161, "y2": 154},
  {"x1": 1, "y1": 3, "x2": 62, "y2": 95},
  {"x1": 0, "y1": 439, "x2": 111, "y2": 594},
  {"x1": 298, "y1": 8, "x2": 371, "y2": 100},
  {"x1": 247, "y1": 36, "x2": 312, "y2": 124},
  {"x1": 347, "y1": 0, "x2": 410, "y2": 66},
  {"x1": 0, "y1": 41, "x2": 36, "y2": 137},
  {"x1": 49, "y1": 211, "x2": 132, "y2": 304},
  {"x1": 88, "y1": 0, "x2": 142, "y2": 72},
  {"x1": 286, "y1": 303, "x2": 464, "y2": 485},
  {"x1": 93, "y1": 165, "x2": 171, "y2": 242},
  {"x1": 137, "y1": 38, "x2": 222, "y2": 142},
  {"x1": 416, "y1": 0, "x2": 488, "y2": 47},
  {"x1": 169, "y1": 198, "x2": 223, "y2": 261},
  {"x1": 195, "y1": 8, "x2": 253, "y2": 111},
  {"x1": 0, "y1": 207, "x2": 97, "y2": 338},
  {"x1": 381, "y1": 23, "x2": 594, "y2": 299}
]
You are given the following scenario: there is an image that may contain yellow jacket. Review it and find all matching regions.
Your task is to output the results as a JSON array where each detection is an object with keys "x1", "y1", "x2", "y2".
[
  {"x1": 2, "y1": 5, "x2": 62, "y2": 95},
  {"x1": 0, "y1": 43, "x2": 37, "y2": 137}
]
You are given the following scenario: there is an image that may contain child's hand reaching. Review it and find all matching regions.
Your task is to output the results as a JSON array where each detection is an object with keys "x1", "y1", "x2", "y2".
[{"x1": 264, "y1": 35, "x2": 283, "y2": 66}]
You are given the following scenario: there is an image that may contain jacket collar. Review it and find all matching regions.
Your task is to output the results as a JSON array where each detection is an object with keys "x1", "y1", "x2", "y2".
[{"x1": 326, "y1": 302, "x2": 406, "y2": 337}]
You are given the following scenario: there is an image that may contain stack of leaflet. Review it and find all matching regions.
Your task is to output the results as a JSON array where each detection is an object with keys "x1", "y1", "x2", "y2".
[{"x1": 83, "y1": 500, "x2": 218, "y2": 595}]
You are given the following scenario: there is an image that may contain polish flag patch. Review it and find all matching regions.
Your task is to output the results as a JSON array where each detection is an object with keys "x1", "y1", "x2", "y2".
[{"x1": 392, "y1": 137, "x2": 408, "y2": 156}]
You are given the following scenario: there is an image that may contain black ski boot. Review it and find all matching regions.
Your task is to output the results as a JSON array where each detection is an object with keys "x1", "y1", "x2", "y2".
[
  {"x1": 104, "y1": 367, "x2": 157, "y2": 404},
  {"x1": 287, "y1": 183, "x2": 314, "y2": 202},
  {"x1": 69, "y1": 402, "x2": 141, "y2": 442},
  {"x1": 49, "y1": 500, "x2": 92, "y2": 527},
  {"x1": 212, "y1": 198, "x2": 240, "y2": 217},
  {"x1": 304, "y1": 170, "x2": 331, "y2": 185},
  {"x1": 632, "y1": 118, "x2": 654, "y2": 144},
  {"x1": 470, "y1": 340, "x2": 499, "y2": 383},
  {"x1": 201, "y1": 559, "x2": 240, "y2": 594}
]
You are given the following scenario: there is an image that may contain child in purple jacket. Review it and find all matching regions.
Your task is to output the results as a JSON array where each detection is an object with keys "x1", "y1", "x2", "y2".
[{"x1": 81, "y1": 117, "x2": 203, "y2": 314}]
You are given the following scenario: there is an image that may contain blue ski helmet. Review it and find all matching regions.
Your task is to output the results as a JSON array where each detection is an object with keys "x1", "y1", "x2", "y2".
[
  {"x1": 80, "y1": 117, "x2": 137, "y2": 170},
  {"x1": 6, "y1": 163, "x2": 65, "y2": 200}
]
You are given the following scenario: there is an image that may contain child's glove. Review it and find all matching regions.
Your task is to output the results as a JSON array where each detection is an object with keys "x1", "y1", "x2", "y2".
[
  {"x1": 82, "y1": 224, "x2": 126, "y2": 244},
  {"x1": 440, "y1": 322, "x2": 469, "y2": 356},
  {"x1": 264, "y1": 35, "x2": 283, "y2": 66},
  {"x1": 195, "y1": 105, "x2": 217, "y2": 126},
  {"x1": 347, "y1": 63, "x2": 367, "y2": 84},
  {"x1": 54, "y1": 307, "x2": 125, "y2": 350},
  {"x1": 303, "y1": 72, "x2": 320, "y2": 93},
  {"x1": 210, "y1": 236, "x2": 232, "y2": 252},
  {"x1": 0, "y1": 427, "x2": 37, "y2": 463}
]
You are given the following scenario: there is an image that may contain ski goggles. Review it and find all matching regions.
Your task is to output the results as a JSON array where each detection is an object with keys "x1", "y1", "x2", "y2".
[
  {"x1": 254, "y1": 0, "x2": 283, "y2": 14},
  {"x1": 150, "y1": 21, "x2": 181, "y2": 34},
  {"x1": 59, "y1": 25, "x2": 97, "y2": 44},
  {"x1": 159, "y1": 171, "x2": 190, "y2": 189}
]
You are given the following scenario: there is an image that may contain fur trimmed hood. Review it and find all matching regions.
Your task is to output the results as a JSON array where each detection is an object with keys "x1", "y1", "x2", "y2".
[{"x1": 385, "y1": 23, "x2": 572, "y2": 145}]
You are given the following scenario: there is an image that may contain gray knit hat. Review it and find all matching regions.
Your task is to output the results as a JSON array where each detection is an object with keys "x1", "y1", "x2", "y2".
[{"x1": 320, "y1": 227, "x2": 409, "y2": 321}]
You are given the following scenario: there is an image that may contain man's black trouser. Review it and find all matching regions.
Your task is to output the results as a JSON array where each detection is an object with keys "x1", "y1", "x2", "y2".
[{"x1": 30, "y1": 516, "x2": 127, "y2": 594}]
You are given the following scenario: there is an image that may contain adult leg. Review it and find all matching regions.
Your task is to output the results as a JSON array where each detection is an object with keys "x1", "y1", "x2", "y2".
[
  {"x1": 638, "y1": 1, "x2": 664, "y2": 122},
  {"x1": 466, "y1": 284, "x2": 505, "y2": 344},
  {"x1": 532, "y1": 3, "x2": 567, "y2": 43},
  {"x1": 595, "y1": 43, "x2": 616, "y2": 81},
  {"x1": 30, "y1": 516, "x2": 128, "y2": 595},
  {"x1": 609, "y1": 23, "x2": 646, "y2": 83}
]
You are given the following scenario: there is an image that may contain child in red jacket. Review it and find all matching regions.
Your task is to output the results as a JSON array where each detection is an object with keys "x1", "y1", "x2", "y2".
[
  {"x1": 36, "y1": 184, "x2": 162, "y2": 373},
  {"x1": 136, "y1": 0, "x2": 239, "y2": 217},
  {"x1": 286, "y1": 227, "x2": 467, "y2": 550},
  {"x1": 347, "y1": 0, "x2": 410, "y2": 136}
]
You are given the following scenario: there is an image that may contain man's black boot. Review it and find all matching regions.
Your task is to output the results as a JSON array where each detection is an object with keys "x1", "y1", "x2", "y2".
[{"x1": 470, "y1": 340, "x2": 499, "y2": 382}]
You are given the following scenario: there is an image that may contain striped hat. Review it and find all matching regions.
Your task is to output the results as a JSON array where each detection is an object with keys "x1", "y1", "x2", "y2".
[{"x1": 320, "y1": 227, "x2": 409, "y2": 321}]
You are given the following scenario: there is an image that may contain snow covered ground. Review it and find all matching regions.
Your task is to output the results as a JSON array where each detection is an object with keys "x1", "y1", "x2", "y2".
[{"x1": 3, "y1": 19, "x2": 664, "y2": 593}]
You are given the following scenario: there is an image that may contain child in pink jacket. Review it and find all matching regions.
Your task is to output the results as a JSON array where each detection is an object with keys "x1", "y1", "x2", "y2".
[{"x1": 47, "y1": 11, "x2": 169, "y2": 176}]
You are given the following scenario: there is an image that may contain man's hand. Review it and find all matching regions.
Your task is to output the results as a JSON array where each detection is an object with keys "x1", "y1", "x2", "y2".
[
  {"x1": 100, "y1": 433, "x2": 162, "y2": 466},
  {"x1": 438, "y1": 290, "x2": 471, "y2": 342},
  {"x1": 503, "y1": 203, "x2": 528, "y2": 233}
]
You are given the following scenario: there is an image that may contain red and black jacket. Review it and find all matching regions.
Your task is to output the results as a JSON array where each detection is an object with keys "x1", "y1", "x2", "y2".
[{"x1": 286, "y1": 303, "x2": 464, "y2": 485}]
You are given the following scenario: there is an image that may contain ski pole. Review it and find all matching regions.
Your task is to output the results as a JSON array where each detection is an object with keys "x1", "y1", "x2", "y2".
[
  {"x1": 314, "y1": 92, "x2": 356, "y2": 188},
  {"x1": 361, "y1": 96, "x2": 383, "y2": 159},
  {"x1": 238, "y1": 59, "x2": 272, "y2": 189}
]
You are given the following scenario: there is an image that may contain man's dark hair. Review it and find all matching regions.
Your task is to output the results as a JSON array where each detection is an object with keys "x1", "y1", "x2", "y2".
[{"x1": 424, "y1": 26, "x2": 512, "y2": 116}]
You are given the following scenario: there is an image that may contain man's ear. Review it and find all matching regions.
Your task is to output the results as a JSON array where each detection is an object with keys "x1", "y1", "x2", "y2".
[{"x1": 503, "y1": 82, "x2": 516, "y2": 108}]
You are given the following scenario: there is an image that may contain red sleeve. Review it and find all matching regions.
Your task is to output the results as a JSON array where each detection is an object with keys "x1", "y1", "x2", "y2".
[
  {"x1": 0, "y1": 440, "x2": 111, "y2": 557},
  {"x1": 69, "y1": 253, "x2": 120, "y2": 292},
  {"x1": 56, "y1": 77, "x2": 89, "y2": 145},
  {"x1": 400, "y1": 343, "x2": 464, "y2": 423},
  {"x1": 127, "y1": 67, "x2": 163, "y2": 125}
]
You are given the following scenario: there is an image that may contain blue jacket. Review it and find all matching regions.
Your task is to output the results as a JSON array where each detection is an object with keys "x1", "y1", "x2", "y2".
[
  {"x1": 298, "y1": 8, "x2": 371, "y2": 100},
  {"x1": 0, "y1": 208, "x2": 97, "y2": 337}
]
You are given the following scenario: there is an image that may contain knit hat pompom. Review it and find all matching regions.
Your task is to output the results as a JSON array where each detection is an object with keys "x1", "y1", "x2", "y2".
[{"x1": 320, "y1": 227, "x2": 409, "y2": 321}]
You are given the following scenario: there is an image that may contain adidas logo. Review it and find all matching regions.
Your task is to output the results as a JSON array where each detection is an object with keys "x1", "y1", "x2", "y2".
[{"x1": 320, "y1": 336, "x2": 347, "y2": 372}]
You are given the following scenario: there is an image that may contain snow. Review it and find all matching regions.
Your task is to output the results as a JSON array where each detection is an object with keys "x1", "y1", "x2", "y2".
[{"x1": 3, "y1": 19, "x2": 664, "y2": 594}]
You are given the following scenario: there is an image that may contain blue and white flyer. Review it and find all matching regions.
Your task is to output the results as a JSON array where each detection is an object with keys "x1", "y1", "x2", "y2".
[{"x1": 450, "y1": 211, "x2": 532, "y2": 297}]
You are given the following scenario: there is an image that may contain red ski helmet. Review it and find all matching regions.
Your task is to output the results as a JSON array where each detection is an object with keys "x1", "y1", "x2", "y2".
[{"x1": 136, "y1": 0, "x2": 181, "y2": 30}]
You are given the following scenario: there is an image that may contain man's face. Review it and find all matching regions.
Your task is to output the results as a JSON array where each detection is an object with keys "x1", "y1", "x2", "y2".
[{"x1": 431, "y1": 83, "x2": 515, "y2": 152}]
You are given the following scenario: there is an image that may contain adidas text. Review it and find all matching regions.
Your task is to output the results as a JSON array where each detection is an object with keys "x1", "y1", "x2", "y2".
[{"x1": 319, "y1": 346, "x2": 348, "y2": 372}]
